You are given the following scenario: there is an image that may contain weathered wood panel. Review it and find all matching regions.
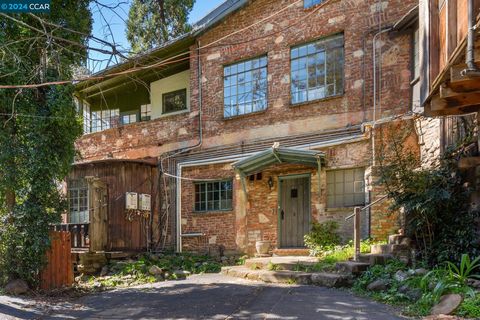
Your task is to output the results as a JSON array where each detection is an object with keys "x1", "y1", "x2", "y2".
[
  {"x1": 40, "y1": 231, "x2": 73, "y2": 290},
  {"x1": 69, "y1": 161, "x2": 157, "y2": 251}
]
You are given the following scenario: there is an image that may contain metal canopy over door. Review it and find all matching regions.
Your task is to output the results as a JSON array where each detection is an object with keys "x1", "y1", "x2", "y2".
[{"x1": 279, "y1": 174, "x2": 311, "y2": 248}]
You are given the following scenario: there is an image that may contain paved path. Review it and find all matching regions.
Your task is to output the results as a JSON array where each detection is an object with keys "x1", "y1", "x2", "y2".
[{"x1": 0, "y1": 274, "x2": 405, "y2": 320}]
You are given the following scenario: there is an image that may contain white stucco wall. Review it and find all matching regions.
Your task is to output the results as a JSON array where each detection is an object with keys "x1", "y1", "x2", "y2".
[{"x1": 150, "y1": 70, "x2": 190, "y2": 119}]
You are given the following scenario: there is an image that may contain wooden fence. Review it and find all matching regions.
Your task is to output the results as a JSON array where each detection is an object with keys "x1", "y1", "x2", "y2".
[{"x1": 40, "y1": 231, "x2": 74, "y2": 290}]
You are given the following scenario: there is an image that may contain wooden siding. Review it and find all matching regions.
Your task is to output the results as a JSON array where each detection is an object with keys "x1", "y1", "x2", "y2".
[
  {"x1": 40, "y1": 231, "x2": 74, "y2": 290},
  {"x1": 69, "y1": 161, "x2": 158, "y2": 251}
]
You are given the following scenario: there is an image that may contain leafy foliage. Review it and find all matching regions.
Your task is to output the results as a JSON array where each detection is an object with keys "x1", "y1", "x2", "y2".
[
  {"x1": 0, "y1": 0, "x2": 91, "y2": 286},
  {"x1": 457, "y1": 294, "x2": 480, "y2": 318},
  {"x1": 304, "y1": 221, "x2": 341, "y2": 256},
  {"x1": 377, "y1": 125, "x2": 480, "y2": 266},
  {"x1": 127, "y1": 0, "x2": 195, "y2": 53},
  {"x1": 446, "y1": 253, "x2": 480, "y2": 283}
]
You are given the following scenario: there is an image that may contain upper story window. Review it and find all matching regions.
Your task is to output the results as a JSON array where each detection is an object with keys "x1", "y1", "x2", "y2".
[
  {"x1": 291, "y1": 34, "x2": 344, "y2": 105},
  {"x1": 224, "y1": 56, "x2": 268, "y2": 118},
  {"x1": 91, "y1": 109, "x2": 120, "y2": 133},
  {"x1": 194, "y1": 180, "x2": 233, "y2": 212},
  {"x1": 121, "y1": 112, "x2": 138, "y2": 125},
  {"x1": 163, "y1": 89, "x2": 187, "y2": 114},
  {"x1": 326, "y1": 168, "x2": 365, "y2": 208},
  {"x1": 141, "y1": 104, "x2": 152, "y2": 121},
  {"x1": 304, "y1": 0, "x2": 324, "y2": 8}
]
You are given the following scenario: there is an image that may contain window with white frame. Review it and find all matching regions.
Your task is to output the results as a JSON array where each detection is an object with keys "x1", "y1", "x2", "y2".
[
  {"x1": 91, "y1": 109, "x2": 120, "y2": 133},
  {"x1": 223, "y1": 56, "x2": 268, "y2": 118},
  {"x1": 68, "y1": 179, "x2": 89, "y2": 224},
  {"x1": 291, "y1": 34, "x2": 344, "y2": 104},
  {"x1": 141, "y1": 104, "x2": 152, "y2": 121},
  {"x1": 304, "y1": 0, "x2": 324, "y2": 8},
  {"x1": 326, "y1": 168, "x2": 365, "y2": 208},
  {"x1": 194, "y1": 180, "x2": 233, "y2": 212}
]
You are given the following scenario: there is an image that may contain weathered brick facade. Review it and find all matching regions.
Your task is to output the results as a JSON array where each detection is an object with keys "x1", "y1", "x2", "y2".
[{"x1": 74, "y1": 0, "x2": 419, "y2": 254}]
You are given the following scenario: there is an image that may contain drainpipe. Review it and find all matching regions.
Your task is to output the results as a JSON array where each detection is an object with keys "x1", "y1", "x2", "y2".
[
  {"x1": 372, "y1": 28, "x2": 392, "y2": 166},
  {"x1": 461, "y1": 0, "x2": 480, "y2": 77}
]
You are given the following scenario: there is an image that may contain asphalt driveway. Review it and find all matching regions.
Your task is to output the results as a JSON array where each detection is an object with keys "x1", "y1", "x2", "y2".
[{"x1": 0, "y1": 273, "x2": 405, "y2": 320}]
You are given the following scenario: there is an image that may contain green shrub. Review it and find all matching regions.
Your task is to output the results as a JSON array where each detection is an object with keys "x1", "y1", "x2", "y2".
[
  {"x1": 457, "y1": 294, "x2": 480, "y2": 318},
  {"x1": 304, "y1": 221, "x2": 340, "y2": 256}
]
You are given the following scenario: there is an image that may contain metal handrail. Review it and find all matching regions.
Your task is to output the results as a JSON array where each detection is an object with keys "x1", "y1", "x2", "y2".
[{"x1": 345, "y1": 194, "x2": 389, "y2": 221}]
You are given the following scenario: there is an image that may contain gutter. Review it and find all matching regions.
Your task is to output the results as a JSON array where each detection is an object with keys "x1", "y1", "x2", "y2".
[{"x1": 461, "y1": 0, "x2": 480, "y2": 77}]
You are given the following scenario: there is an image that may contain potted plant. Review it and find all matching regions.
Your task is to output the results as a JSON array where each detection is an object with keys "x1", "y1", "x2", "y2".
[{"x1": 255, "y1": 240, "x2": 271, "y2": 255}]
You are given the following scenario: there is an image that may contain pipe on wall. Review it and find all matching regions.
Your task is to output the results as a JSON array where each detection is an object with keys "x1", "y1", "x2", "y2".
[{"x1": 461, "y1": 0, "x2": 480, "y2": 76}]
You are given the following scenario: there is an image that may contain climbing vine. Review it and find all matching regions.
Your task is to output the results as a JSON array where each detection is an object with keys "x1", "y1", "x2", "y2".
[
  {"x1": 377, "y1": 122, "x2": 480, "y2": 266},
  {"x1": 0, "y1": 1, "x2": 91, "y2": 286}
]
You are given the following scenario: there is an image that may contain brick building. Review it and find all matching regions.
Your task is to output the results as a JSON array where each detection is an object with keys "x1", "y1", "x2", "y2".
[{"x1": 70, "y1": 0, "x2": 418, "y2": 255}]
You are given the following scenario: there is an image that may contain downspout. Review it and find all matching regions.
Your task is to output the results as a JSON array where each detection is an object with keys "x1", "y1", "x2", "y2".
[
  {"x1": 175, "y1": 40, "x2": 204, "y2": 252},
  {"x1": 461, "y1": 0, "x2": 480, "y2": 77},
  {"x1": 372, "y1": 28, "x2": 392, "y2": 166}
]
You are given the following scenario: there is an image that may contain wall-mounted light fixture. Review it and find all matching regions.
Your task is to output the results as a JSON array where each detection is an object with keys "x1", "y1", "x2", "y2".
[{"x1": 268, "y1": 177, "x2": 274, "y2": 189}]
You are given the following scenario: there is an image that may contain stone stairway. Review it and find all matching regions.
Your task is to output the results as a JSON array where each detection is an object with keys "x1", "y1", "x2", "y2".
[
  {"x1": 222, "y1": 234, "x2": 412, "y2": 288},
  {"x1": 221, "y1": 256, "x2": 355, "y2": 288}
]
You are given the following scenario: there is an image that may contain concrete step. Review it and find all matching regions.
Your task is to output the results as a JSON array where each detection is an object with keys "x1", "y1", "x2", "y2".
[
  {"x1": 371, "y1": 244, "x2": 410, "y2": 255},
  {"x1": 244, "y1": 256, "x2": 318, "y2": 271},
  {"x1": 358, "y1": 253, "x2": 393, "y2": 265},
  {"x1": 272, "y1": 248, "x2": 310, "y2": 256},
  {"x1": 221, "y1": 266, "x2": 352, "y2": 288},
  {"x1": 335, "y1": 261, "x2": 370, "y2": 275}
]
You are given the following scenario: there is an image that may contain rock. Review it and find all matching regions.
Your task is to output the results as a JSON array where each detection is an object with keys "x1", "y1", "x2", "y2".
[
  {"x1": 311, "y1": 273, "x2": 351, "y2": 288},
  {"x1": 423, "y1": 316, "x2": 462, "y2": 320},
  {"x1": 100, "y1": 266, "x2": 109, "y2": 277},
  {"x1": 431, "y1": 294, "x2": 463, "y2": 315},
  {"x1": 406, "y1": 288, "x2": 422, "y2": 300},
  {"x1": 367, "y1": 279, "x2": 389, "y2": 292},
  {"x1": 220, "y1": 256, "x2": 228, "y2": 262},
  {"x1": 414, "y1": 268, "x2": 428, "y2": 276},
  {"x1": 173, "y1": 270, "x2": 191, "y2": 279},
  {"x1": 148, "y1": 265, "x2": 164, "y2": 276},
  {"x1": 467, "y1": 278, "x2": 480, "y2": 289},
  {"x1": 4, "y1": 279, "x2": 29, "y2": 295},
  {"x1": 394, "y1": 270, "x2": 409, "y2": 282},
  {"x1": 400, "y1": 237, "x2": 412, "y2": 246}
]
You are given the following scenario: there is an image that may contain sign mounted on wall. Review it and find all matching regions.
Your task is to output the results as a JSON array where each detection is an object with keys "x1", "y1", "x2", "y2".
[
  {"x1": 125, "y1": 192, "x2": 138, "y2": 210},
  {"x1": 139, "y1": 194, "x2": 151, "y2": 211}
]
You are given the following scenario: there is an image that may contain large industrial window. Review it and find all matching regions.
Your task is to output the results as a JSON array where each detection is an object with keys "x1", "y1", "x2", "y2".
[
  {"x1": 327, "y1": 168, "x2": 365, "y2": 208},
  {"x1": 194, "y1": 180, "x2": 233, "y2": 212},
  {"x1": 163, "y1": 89, "x2": 187, "y2": 114},
  {"x1": 291, "y1": 34, "x2": 344, "y2": 104},
  {"x1": 68, "y1": 179, "x2": 89, "y2": 224},
  {"x1": 304, "y1": 0, "x2": 324, "y2": 8},
  {"x1": 223, "y1": 56, "x2": 268, "y2": 118},
  {"x1": 91, "y1": 109, "x2": 120, "y2": 133}
]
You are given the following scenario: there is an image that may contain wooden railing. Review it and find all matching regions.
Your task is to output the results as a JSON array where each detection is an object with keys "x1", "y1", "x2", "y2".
[{"x1": 53, "y1": 223, "x2": 89, "y2": 249}]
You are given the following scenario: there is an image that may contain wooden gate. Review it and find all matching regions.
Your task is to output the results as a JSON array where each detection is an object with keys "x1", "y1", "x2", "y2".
[{"x1": 40, "y1": 231, "x2": 74, "y2": 290}]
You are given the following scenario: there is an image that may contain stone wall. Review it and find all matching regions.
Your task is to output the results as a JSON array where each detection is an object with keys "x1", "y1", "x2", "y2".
[{"x1": 414, "y1": 116, "x2": 442, "y2": 168}]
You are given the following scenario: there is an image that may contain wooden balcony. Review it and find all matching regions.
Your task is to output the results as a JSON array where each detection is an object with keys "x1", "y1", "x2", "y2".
[{"x1": 425, "y1": 0, "x2": 480, "y2": 116}]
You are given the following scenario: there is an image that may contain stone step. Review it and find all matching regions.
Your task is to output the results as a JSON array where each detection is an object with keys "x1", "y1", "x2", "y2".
[
  {"x1": 244, "y1": 256, "x2": 318, "y2": 271},
  {"x1": 371, "y1": 244, "x2": 410, "y2": 255},
  {"x1": 272, "y1": 248, "x2": 310, "y2": 256},
  {"x1": 358, "y1": 253, "x2": 394, "y2": 265},
  {"x1": 221, "y1": 266, "x2": 352, "y2": 288},
  {"x1": 335, "y1": 261, "x2": 370, "y2": 275}
]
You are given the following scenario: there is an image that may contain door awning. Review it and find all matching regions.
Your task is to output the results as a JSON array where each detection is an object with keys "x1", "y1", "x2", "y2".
[{"x1": 232, "y1": 146, "x2": 325, "y2": 176}]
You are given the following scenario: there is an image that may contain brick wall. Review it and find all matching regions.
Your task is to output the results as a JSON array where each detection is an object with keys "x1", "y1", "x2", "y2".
[{"x1": 76, "y1": 0, "x2": 416, "y2": 163}]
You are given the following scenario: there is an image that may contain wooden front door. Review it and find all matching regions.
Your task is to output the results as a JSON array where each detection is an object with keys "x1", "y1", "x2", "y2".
[{"x1": 279, "y1": 175, "x2": 311, "y2": 248}]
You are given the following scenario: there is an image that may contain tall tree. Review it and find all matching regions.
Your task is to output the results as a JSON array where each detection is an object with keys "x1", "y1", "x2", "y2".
[
  {"x1": 126, "y1": 0, "x2": 195, "y2": 53},
  {"x1": 0, "y1": 0, "x2": 92, "y2": 286}
]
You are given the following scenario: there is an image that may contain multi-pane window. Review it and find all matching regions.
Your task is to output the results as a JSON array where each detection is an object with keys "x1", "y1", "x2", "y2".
[
  {"x1": 163, "y1": 89, "x2": 187, "y2": 114},
  {"x1": 327, "y1": 168, "x2": 365, "y2": 208},
  {"x1": 91, "y1": 109, "x2": 120, "y2": 133},
  {"x1": 291, "y1": 34, "x2": 344, "y2": 104},
  {"x1": 304, "y1": 0, "x2": 324, "y2": 8},
  {"x1": 224, "y1": 56, "x2": 268, "y2": 118},
  {"x1": 194, "y1": 180, "x2": 233, "y2": 212},
  {"x1": 83, "y1": 102, "x2": 91, "y2": 134},
  {"x1": 141, "y1": 104, "x2": 152, "y2": 121},
  {"x1": 121, "y1": 112, "x2": 138, "y2": 125},
  {"x1": 68, "y1": 179, "x2": 89, "y2": 224}
]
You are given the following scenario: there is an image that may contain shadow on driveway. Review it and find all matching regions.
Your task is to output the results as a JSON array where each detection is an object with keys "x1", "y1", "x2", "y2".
[{"x1": 2, "y1": 274, "x2": 405, "y2": 320}]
